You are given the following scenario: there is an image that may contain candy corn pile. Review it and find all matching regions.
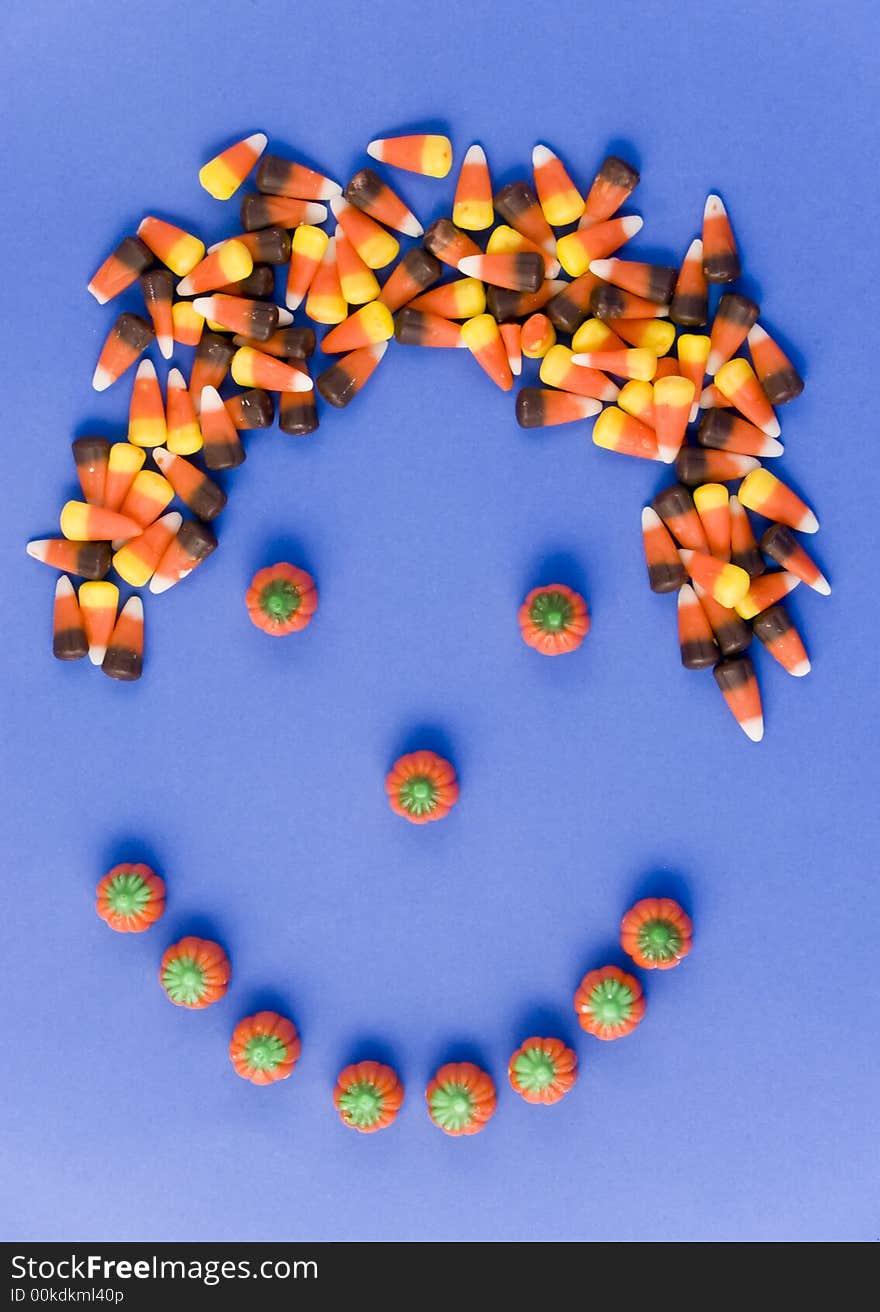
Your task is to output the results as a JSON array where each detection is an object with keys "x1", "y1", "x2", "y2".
[{"x1": 27, "y1": 129, "x2": 825, "y2": 726}]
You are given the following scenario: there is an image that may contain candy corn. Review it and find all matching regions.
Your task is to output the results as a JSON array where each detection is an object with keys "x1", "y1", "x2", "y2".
[
  {"x1": 698, "y1": 382, "x2": 733, "y2": 411},
  {"x1": 394, "y1": 308, "x2": 463, "y2": 348},
  {"x1": 321, "y1": 302, "x2": 394, "y2": 353},
  {"x1": 571, "y1": 318, "x2": 626, "y2": 354},
  {"x1": 200, "y1": 133, "x2": 267, "y2": 200},
  {"x1": 112, "y1": 510, "x2": 182, "y2": 588},
  {"x1": 230, "y1": 347, "x2": 313, "y2": 393},
  {"x1": 422, "y1": 218, "x2": 482, "y2": 269},
  {"x1": 232, "y1": 327, "x2": 314, "y2": 360},
  {"x1": 256, "y1": 153, "x2": 341, "y2": 200},
  {"x1": 162, "y1": 368, "x2": 202, "y2": 455},
  {"x1": 556, "y1": 214, "x2": 642, "y2": 278},
  {"x1": 612, "y1": 318, "x2": 676, "y2": 355},
  {"x1": 176, "y1": 240, "x2": 252, "y2": 296},
  {"x1": 760, "y1": 524, "x2": 830, "y2": 594},
  {"x1": 92, "y1": 313, "x2": 154, "y2": 392},
  {"x1": 677, "y1": 333, "x2": 710, "y2": 420},
  {"x1": 493, "y1": 181, "x2": 555, "y2": 257},
  {"x1": 305, "y1": 237, "x2": 347, "y2": 324},
  {"x1": 192, "y1": 294, "x2": 284, "y2": 341},
  {"x1": 487, "y1": 222, "x2": 560, "y2": 278},
  {"x1": 198, "y1": 387, "x2": 245, "y2": 470},
  {"x1": 618, "y1": 379, "x2": 655, "y2": 425},
  {"x1": 539, "y1": 345, "x2": 619, "y2": 401},
  {"x1": 60, "y1": 501, "x2": 141, "y2": 544},
  {"x1": 738, "y1": 468, "x2": 818, "y2": 533},
  {"x1": 692, "y1": 582, "x2": 752, "y2": 657},
  {"x1": 532, "y1": 144, "x2": 584, "y2": 226},
  {"x1": 334, "y1": 226, "x2": 380, "y2": 305},
  {"x1": 189, "y1": 334, "x2": 235, "y2": 409},
  {"x1": 493, "y1": 279, "x2": 567, "y2": 325},
  {"x1": 118, "y1": 469, "x2": 174, "y2": 531},
  {"x1": 706, "y1": 293, "x2": 760, "y2": 376},
  {"x1": 224, "y1": 390, "x2": 274, "y2": 429},
  {"x1": 330, "y1": 197, "x2": 399, "y2": 269},
  {"x1": 729, "y1": 495, "x2": 765, "y2": 577},
  {"x1": 652, "y1": 484, "x2": 709, "y2": 552},
  {"x1": 735, "y1": 571, "x2": 800, "y2": 620},
  {"x1": 315, "y1": 342, "x2": 388, "y2": 408},
  {"x1": 366, "y1": 134, "x2": 452, "y2": 178},
  {"x1": 582, "y1": 156, "x2": 639, "y2": 225},
  {"x1": 641, "y1": 506, "x2": 687, "y2": 592},
  {"x1": 589, "y1": 258, "x2": 676, "y2": 304},
  {"x1": 102, "y1": 596, "x2": 144, "y2": 682},
  {"x1": 714, "y1": 655, "x2": 763, "y2": 741},
  {"x1": 592, "y1": 407, "x2": 659, "y2": 461},
  {"x1": 240, "y1": 193, "x2": 327, "y2": 231},
  {"x1": 128, "y1": 360, "x2": 166, "y2": 448},
  {"x1": 72, "y1": 437, "x2": 110, "y2": 506},
  {"x1": 344, "y1": 168, "x2": 422, "y2": 237},
  {"x1": 452, "y1": 144, "x2": 493, "y2": 230},
  {"x1": 500, "y1": 323, "x2": 522, "y2": 377},
  {"x1": 153, "y1": 450, "x2": 225, "y2": 522},
  {"x1": 515, "y1": 389, "x2": 601, "y2": 428},
  {"x1": 378, "y1": 247, "x2": 441, "y2": 311},
  {"x1": 137, "y1": 217, "x2": 205, "y2": 277},
  {"x1": 752, "y1": 605, "x2": 810, "y2": 676},
  {"x1": 669, "y1": 238, "x2": 708, "y2": 327},
  {"x1": 460, "y1": 315, "x2": 513, "y2": 391},
  {"x1": 679, "y1": 549, "x2": 750, "y2": 608},
  {"x1": 590, "y1": 284, "x2": 668, "y2": 320},
  {"x1": 652, "y1": 375, "x2": 695, "y2": 465},
  {"x1": 140, "y1": 268, "x2": 174, "y2": 359},
  {"x1": 28, "y1": 539, "x2": 111, "y2": 580},
  {"x1": 408, "y1": 277, "x2": 485, "y2": 319},
  {"x1": 52, "y1": 577, "x2": 88, "y2": 660},
  {"x1": 171, "y1": 301, "x2": 204, "y2": 348},
  {"x1": 702, "y1": 194, "x2": 741, "y2": 282},
  {"x1": 457, "y1": 252, "x2": 544, "y2": 293},
  {"x1": 78, "y1": 580, "x2": 119, "y2": 666},
  {"x1": 747, "y1": 324, "x2": 804, "y2": 405},
  {"x1": 521, "y1": 313, "x2": 556, "y2": 359},
  {"x1": 150, "y1": 520, "x2": 218, "y2": 595},
  {"x1": 278, "y1": 363, "x2": 318, "y2": 433},
  {"x1": 697, "y1": 409, "x2": 783, "y2": 458},
  {"x1": 571, "y1": 347, "x2": 657, "y2": 382},
  {"x1": 693, "y1": 483, "x2": 731, "y2": 560},
  {"x1": 88, "y1": 236, "x2": 152, "y2": 305},
  {"x1": 285, "y1": 223, "x2": 329, "y2": 311},
  {"x1": 675, "y1": 448, "x2": 759, "y2": 486},
  {"x1": 677, "y1": 584, "x2": 717, "y2": 669},
  {"x1": 103, "y1": 443, "x2": 146, "y2": 511}
]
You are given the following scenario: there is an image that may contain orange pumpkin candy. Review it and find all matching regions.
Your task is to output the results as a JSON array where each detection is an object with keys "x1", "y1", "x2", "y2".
[
  {"x1": 96, "y1": 862, "x2": 165, "y2": 932},
  {"x1": 574, "y1": 964, "x2": 646, "y2": 1040},
  {"x1": 508, "y1": 1036, "x2": 578, "y2": 1104},
  {"x1": 334, "y1": 1060, "x2": 404, "y2": 1132},
  {"x1": 426, "y1": 1061, "x2": 496, "y2": 1135},
  {"x1": 519, "y1": 583, "x2": 590, "y2": 655},
  {"x1": 620, "y1": 896, "x2": 693, "y2": 970},
  {"x1": 159, "y1": 936, "x2": 230, "y2": 1009},
  {"x1": 385, "y1": 749, "x2": 459, "y2": 824},
  {"x1": 229, "y1": 1011, "x2": 301, "y2": 1084},
  {"x1": 245, "y1": 562, "x2": 318, "y2": 635}
]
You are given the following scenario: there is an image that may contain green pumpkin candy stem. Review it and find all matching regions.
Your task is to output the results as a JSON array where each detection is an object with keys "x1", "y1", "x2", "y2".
[
  {"x1": 105, "y1": 870, "x2": 153, "y2": 921},
  {"x1": 162, "y1": 955, "x2": 209, "y2": 1006},
  {"x1": 637, "y1": 917, "x2": 682, "y2": 964},
  {"x1": 243, "y1": 1033, "x2": 288, "y2": 1073},
  {"x1": 398, "y1": 775, "x2": 438, "y2": 818},
  {"x1": 589, "y1": 975, "x2": 635, "y2": 1026},
  {"x1": 512, "y1": 1047, "x2": 557, "y2": 1093},
  {"x1": 529, "y1": 589, "x2": 575, "y2": 635},
  {"x1": 429, "y1": 1082, "x2": 475, "y2": 1132},
  {"x1": 259, "y1": 578, "x2": 301, "y2": 624},
  {"x1": 338, "y1": 1081, "x2": 383, "y2": 1129}
]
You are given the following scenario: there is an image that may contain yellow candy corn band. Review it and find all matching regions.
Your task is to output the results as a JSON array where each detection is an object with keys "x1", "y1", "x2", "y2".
[{"x1": 460, "y1": 314, "x2": 499, "y2": 351}]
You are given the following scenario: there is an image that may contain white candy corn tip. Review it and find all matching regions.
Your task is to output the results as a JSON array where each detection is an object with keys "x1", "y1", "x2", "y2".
[
  {"x1": 761, "y1": 415, "x2": 782, "y2": 439},
  {"x1": 152, "y1": 448, "x2": 171, "y2": 471},
  {"x1": 276, "y1": 307, "x2": 294, "y2": 326},
  {"x1": 747, "y1": 324, "x2": 768, "y2": 346},
  {"x1": 366, "y1": 140, "x2": 385, "y2": 163},
  {"x1": 589, "y1": 259, "x2": 614, "y2": 278},
  {"x1": 398, "y1": 213, "x2": 424, "y2": 238},
  {"x1": 657, "y1": 446, "x2": 679, "y2": 464},
  {"x1": 200, "y1": 386, "x2": 224, "y2": 412},
  {"x1": 704, "y1": 194, "x2": 727, "y2": 220},
  {"x1": 621, "y1": 215, "x2": 643, "y2": 238},
  {"x1": 167, "y1": 367, "x2": 186, "y2": 390},
  {"x1": 797, "y1": 509, "x2": 819, "y2": 533},
  {"x1": 87, "y1": 281, "x2": 109, "y2": 306},
  {"x1": 689, "y1": 402, "x2": 700, "y2": 423},
  {"x1": 160, "y1": 511, "x2": 183, "y2": 532},
  {"x1": 329, "y1": 196, "x2": 348, "y2": 220},
  {"x1": 55, "y1": 576, "x2": 74, "y2": 598},
  {"x1": 741, "y1": 715, "x2": 764, "y2": 743},
  {"x1": 706, "y1": 350, "x2": 723, "y2": 376},
  {"x1": 761, "y1": 436, "x2": 785, "y2": 457},
  {"x1": 463, "y1": 143, "x2": 486, "y2": 166},
  {"x1": 699, "y1": 385, "x2": 717, "y2": 407},
  {"x1": 244, "y1": 132, "x2": 268, "y2": 157},
  {"x1": 678, "y1": 549, "x2": 695, "y2": 568},
  {"x1": 285, "y1": 290, "x2": 304, "y2": 312},
  {"x1": 92, "y1": 364, "x2": 113, "y2": 392},
  {"x1": 812, "y1": 574, "x2": 831, "y2": 596},
  {"x1": 545, "y1": 256, "x2": 561, "y2": 277},
  {"x1": 508, "y1": 353, "x2": 522, "y2": 372},
  {"x1": 456, "y1": 256, "x2": 481, "y2": 278},
  {"x1": 176, "y1": 275, "x2": 195, "y2": 296},
  {"x1": 88, "y1": 644, "x2": 107, "y2": 667},
  {"x1": 192, "y1": 297, "x2": 214, "y2": 318},
  {"x1": 121, "y1": 594, "x2": 144, "y2": 621},
  {"x1": 532, "y1": 144, "x2": 556, "y2": 169},
  {"x1": 157, "y1": 335, "x2": 173, "y2": 360},
  {"x1": 685, "y1": 236, "x2": 703, "y2": 260},
  {"x1": 570, "y1": 353, "x2": 592, "y2": 367},
  {"x1": 135, "y1": 358, "x2": 157, "y2": 381},
  {"x1": 641, "y1": 506, "x2": 661, "y2": 531},
  {"x1": 369, "y1": 341, "x2": 389, "y2": 362},
  {"x1": 303, "y1": 202, "x2": 328, "y2": 224},
  {"x1": 790, "y1": 658, "x2": 811, "y2": 677},
  {"x1": 27, "y1": 540, "x2": 50, "y2": 561}
]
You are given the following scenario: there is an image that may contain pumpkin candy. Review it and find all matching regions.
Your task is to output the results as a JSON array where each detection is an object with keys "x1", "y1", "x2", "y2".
[
  {"x1": 426, "y1": 1062, "x2": 496, "y2": 1135},
  {"x1": 96, "y1": 862, "x2": 165, "y2": 933},
  {"x1": 574, "y1": 964, "x2": 645, "y2": 1040},
  {"x1": 245, "y1": 562, "x2": 318, "y2": 635},
  {"x1": 518, "y1": 583, "x2": 590, "y2": 654},
  {"x1": 229, "y1": 1011, "x2": 301, "y2": 1084},
  {"x1": 620, "y1": 896, "x2": 693, "y2": 970},
  {"x1": 508, "y1": 1036, "x2": 577, "y2": 1104},
  {"x1": 159, "y1": 936, "x2": 230, "y2": 1009},
  {"x1": 385, "y1": 749, "x2": 459, "y2": 824},
  {"x1": 334, "y1": 1060, "x2": 403, "y2": 1132}
]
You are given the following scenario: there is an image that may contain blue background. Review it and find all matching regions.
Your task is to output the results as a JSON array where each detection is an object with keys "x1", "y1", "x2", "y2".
[{"x1": 1, "y1": 0, "x2": 878, "y2": 1243}]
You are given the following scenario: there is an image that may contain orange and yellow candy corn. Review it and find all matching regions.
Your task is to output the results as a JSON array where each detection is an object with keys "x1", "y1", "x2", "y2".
[
  {"x1": 460, "y1": 314, "x2": 513, "y2": 392},
  {"x1": 738, "y1": 468, "x2": 818, "y2": 533},
  {"x1": 78, "y1": 580, "x2": 119, "y2": 666},
  {"x1": 177, "y1": 240, "x2": 253, "y2": 297},
  {"x1": 128, "y1": 360, "x2": 166, "y2": 448},
  {"x1": 452, "y1": 144, "x2": 493, "y2": 230},
  {"x1": 199, "y1": 132, "x2": 267, "y2": 200},
  {"x1": 112, "y1": 511, "x2": 182, "y2": 588},
  {"x1": 714, "y1": 655, "x2": 763, "y2": 741},
  {"x1": 693, "y1": 483, "x2": 731, "y2": 561},
  {"x1": 532, "y1": 144, "x2": 584, "y2": 226},
  {"x1": 367, "y1": 133, "x2": 452, "y2": 178}
]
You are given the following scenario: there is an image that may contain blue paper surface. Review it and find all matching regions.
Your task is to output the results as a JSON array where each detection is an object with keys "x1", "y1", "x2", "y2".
[{"x1": 1, "y1": 0, "x2": 878, "y2": 1242}]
